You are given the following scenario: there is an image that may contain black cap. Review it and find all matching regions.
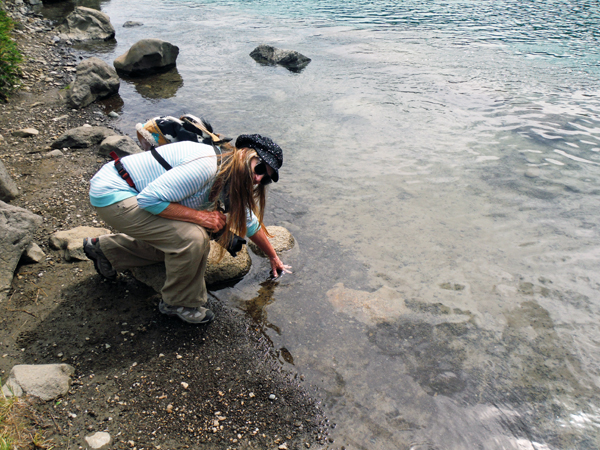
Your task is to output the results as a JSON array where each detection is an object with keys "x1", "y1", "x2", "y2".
[{"x1": 235, "y1": 134, "x2": 283, "y2": 182}]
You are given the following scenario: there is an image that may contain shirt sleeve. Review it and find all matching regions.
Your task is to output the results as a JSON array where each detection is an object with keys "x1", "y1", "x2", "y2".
[
  {"x1": 136, "y1": 157, "x2": 216, "y2": 214},
  {"x1": 246, "y1": 209, "x2": 260, "y2": 237}
]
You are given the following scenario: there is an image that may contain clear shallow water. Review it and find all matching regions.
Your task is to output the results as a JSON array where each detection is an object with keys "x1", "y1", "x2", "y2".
[{"x1": 42, "y1": 0, "x2": 600, "y2": 448}]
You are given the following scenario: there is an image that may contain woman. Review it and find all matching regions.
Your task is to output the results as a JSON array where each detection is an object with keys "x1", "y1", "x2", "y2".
[{"x1": 84, "y1": 134, "x2": 291, "y2": 324}]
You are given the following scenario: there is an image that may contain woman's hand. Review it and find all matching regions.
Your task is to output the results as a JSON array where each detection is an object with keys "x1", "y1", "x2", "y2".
[
  {"x1": 158, "y1": 203, "x2": 226, "y2": 233},
  {"x1": 248, "y1": 227, "x2": 292, "y2": 279},
  {"x1": 269, "y1": 255, "x2": 292, "y2": 279},
  {"x1": 195, "y1": 210, "x2": 227, "y2": 233}
]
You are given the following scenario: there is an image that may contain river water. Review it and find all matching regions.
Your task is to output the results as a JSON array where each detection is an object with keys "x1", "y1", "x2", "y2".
[{"x1": 39, "y1": 0, "x2": 600, "y2": 448}]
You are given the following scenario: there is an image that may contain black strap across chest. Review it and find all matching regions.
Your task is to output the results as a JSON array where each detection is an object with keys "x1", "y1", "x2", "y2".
[{"x1": 151, "y1": 147, "x2": 173, "y2": 171}]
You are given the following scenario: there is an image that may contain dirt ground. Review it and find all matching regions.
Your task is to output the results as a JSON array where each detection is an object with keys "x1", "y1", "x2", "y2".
[{"x1": 0, "y1": 7, "x2": 329, "y2": 450}]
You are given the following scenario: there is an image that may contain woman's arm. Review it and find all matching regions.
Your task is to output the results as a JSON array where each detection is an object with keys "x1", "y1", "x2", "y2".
[
  {"x1": 158, "y1": 203, "x2": 226, "y2": 233},
  {"x1": 248, "y1": 227, "x2": 292, "y2": 278}
]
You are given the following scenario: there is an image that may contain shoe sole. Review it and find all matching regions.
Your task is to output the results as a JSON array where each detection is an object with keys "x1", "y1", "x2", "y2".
[{"x1": 83, "y1": 238, "x2": 117, "y2": 281}]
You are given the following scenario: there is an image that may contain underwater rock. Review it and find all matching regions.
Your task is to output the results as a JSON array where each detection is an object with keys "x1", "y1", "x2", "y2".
[
  {"x1": 326, "y1": 283, "x2": 408, "y2": 324},
  {"x1": 250, "y1": 44, "x2": 311, "y2": 72}
]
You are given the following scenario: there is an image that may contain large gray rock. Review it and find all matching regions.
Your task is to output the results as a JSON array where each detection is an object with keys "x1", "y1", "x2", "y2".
[
  {"x1": 49, "y1": 226, "x2": 111, "y2": 261},
  {"x1": 113, "y1": 39, "x2": 179, "y2": 77},
  {"x1": 67, "y1": 57, "x2": 120, "y2": 109},
  {"x1": 250, "y1": 45, "x2": 311, "y2": 72},
  {"x1": 0, "y1": 201, "x2": 42, "y2": 301},
  {"x1": 131, "y1": 241, "x2": 252, "y2": 291},
  {"x1": 0, "y1": 159, "x2": 19, "y2": 202},
  {"x1": 1, "y1": 364, "x2": 75, "y2": 401},
  {"x1": 51, "y1": 125, "x2": 118, "y2": 149},
  {"x1": 248, "y1": 226, "x2": 295, "y2": 257},
  {"x1": 98, "y1": 135, "x2": 142, "y2": 157},
  {"x1": 56, "y1": 6, "x2": 115, "y2": 42}
]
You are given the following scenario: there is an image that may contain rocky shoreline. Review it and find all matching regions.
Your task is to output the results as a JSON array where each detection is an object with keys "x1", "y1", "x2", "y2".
[{"x1": 0, "y1": 1, "x2": 329, "y2": 449}]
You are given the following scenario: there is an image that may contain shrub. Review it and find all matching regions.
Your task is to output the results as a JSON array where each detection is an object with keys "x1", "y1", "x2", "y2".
[{"x1": 0, "y1": 1, "x2": 23, "y2": 101}]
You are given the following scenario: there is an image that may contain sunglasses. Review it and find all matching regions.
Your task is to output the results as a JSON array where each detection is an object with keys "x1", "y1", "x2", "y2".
[{"x1": 254, "y1": 161, "x2": 273, "y2": 185}]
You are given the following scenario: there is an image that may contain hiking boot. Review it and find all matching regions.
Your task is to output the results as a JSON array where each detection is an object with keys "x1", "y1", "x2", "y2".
[
  {"x1": 159, "y1": 300, "x2": 215, "y2": 324},
  {"x1": 83, "y1": 237, "x2": 117, "y2": 280}
]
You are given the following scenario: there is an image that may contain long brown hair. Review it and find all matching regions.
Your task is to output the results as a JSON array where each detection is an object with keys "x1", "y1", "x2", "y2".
[{"x1": 209, "y1": 145, "x2": 270, "y2": 259}]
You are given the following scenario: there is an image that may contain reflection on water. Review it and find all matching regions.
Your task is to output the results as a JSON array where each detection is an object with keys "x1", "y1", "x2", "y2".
[
  {"x1": 47, "y1": 0, "x2": 600, "y2": 448},
  {"x1": 125, "y1": 68, "x2": 184, "y2": 100}
]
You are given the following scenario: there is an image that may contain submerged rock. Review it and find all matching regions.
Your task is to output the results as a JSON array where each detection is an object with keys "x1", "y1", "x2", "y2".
[
  {"x1": 326, "y1": 283, "x2": 408, "y2": 324},
  {"x1": 113, "y1": 39, "x2": 179, "y2": 77},
  {"x1": 250, "y1": 45, "x2": 311, "y2": 72}
]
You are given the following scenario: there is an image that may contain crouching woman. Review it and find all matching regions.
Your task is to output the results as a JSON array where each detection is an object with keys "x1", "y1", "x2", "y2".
[{"x1": 84, "y1": 134, "x2": 291, "y2": 324}]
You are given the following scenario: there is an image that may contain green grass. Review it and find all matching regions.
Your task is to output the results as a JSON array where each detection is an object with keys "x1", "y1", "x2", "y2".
[{"x1": 0, "y1": 0, "x2": 23, "y2": 101}]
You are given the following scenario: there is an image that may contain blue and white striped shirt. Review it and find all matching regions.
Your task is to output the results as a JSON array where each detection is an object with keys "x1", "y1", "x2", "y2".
[{"x1": 89, "y1": 141, "x2": 260, "y2": 237}]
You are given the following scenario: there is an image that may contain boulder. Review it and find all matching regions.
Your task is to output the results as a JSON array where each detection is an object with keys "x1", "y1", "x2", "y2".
[
  {"x1": 49, "y1": 226, "x2": 111, "y2": 261},
  {"x1": 248, "y1": 226, "x2": 295, "y2": 257},
  {"x1": 67, "y1": 57, "x2": 120, "y2": 109},
  {"x1": 250, "y1": 45, "x2": 311, "y2": 72},
  {"x1": 0, "y1": 159, "x2": 19, "y2": 202},
  {"x1": 113, "y1": 39, "x2": 179, "y2": 77},
  {"x1": 51, "y1": 126, "x2": 118, "y2": 149},
  {"x1": 131, "y1": 241, "x2": 252, "y2": 291},
  {"x1": 1, "y1": 364, "x2": 75, "y2": 401},
  {"x1": 56, "y1": 6, "x2": 115, "y2": 42},
  {"x1": 0, "y1": 201, "x2": 42, "y2": 301},
  {"x1": 98, "y1": 135, "x2": 142, "y2": 157}
]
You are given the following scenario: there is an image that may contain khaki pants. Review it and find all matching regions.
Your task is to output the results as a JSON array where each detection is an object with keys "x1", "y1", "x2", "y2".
[{"x1": 94, "y1": 197, "x2": 210, "y2": 308}]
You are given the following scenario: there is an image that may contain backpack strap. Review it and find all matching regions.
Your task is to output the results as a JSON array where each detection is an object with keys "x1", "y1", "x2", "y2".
[
  {"x1": 150, "y1": 147, "x2": 173, "y2": 171},
  {"x1": 110, "y1": 151, "x2": 138, "y2": 192}
]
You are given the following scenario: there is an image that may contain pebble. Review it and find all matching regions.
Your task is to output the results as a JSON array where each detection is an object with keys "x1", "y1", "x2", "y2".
[
  {"x1": 525, "y1": 168, "x2": 541, "y2": 178},
  {"x1": 84, "y1": 431, "x2": 111, "y2": 449},
  {"x1": 166, "y1": 404, "x2": 173, "y2": 413},
  {"x1": 46, "y1": 149, "x2": 64, "y2": 158},
  {"x1": 108, "y1": 111, "x2": 119, "y2": 118},
  {"x1": 12, "y1": 128, "x2": 39, "y2": 137},
  {"x1": 269, "y1": 394, "x2": 276, "y2": 400},
  {"x1": 181, "y1": 382, "x2": 189, "y2": 389}
]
